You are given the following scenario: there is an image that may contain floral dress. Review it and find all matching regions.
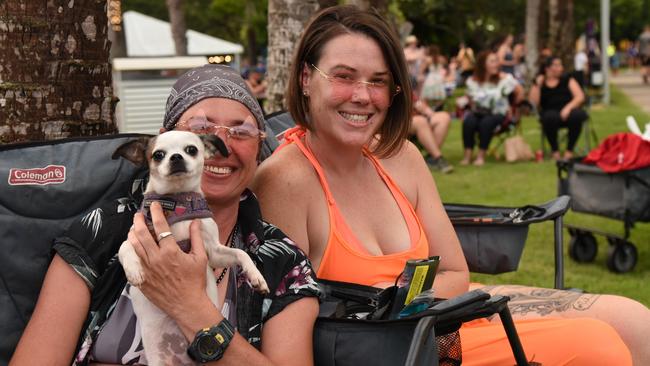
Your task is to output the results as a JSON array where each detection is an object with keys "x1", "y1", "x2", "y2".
[
  {"x1": 53, "y1": 188, "x2": 321, "y2": 365},
  {"x1": 466, "y1": 73, "x2": 518, "y2": 116}
]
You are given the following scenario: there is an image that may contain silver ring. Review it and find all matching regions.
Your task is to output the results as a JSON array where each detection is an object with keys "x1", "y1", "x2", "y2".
[{"x1": 157, "y1": 231, "x2": 173, "y2": 241}]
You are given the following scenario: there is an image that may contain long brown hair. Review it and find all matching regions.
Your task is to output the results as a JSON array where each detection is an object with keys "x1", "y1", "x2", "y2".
[
  {"x1": 286, "y1": 5, "x2": 412, "y2": 158},
  {"x1": 472, "y1": 50, "x2": 500, "y2": 84}
]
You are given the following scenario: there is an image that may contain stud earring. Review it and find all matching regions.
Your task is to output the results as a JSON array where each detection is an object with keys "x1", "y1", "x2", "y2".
[{"x1": 303, "y1": 90, "x2": 309, "y2": 97}]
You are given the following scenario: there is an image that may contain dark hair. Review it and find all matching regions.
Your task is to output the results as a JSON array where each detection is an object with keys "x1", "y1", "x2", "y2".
[
  {"x1": 428, "y1": 45, "x2": 441, "y2": 66},
  {"x1": 472, "y1": 50, "x2": 500, "y2": 84},
  {"x1": 286, "y1": 5, "x2": 412, "y2": 158},
  {"x1": 538, "y1": 55, "x2": 561, "y2": 76}
]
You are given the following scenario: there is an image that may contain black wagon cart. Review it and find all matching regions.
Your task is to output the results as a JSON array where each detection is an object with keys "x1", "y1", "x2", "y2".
[{"x1": 557, "y1": 159, "x2": 650, "y2": 273}]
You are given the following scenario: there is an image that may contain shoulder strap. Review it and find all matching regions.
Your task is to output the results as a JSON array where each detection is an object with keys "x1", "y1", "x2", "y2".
[{"x1": 281, "y1": 127, "x2": 336, "y2": 206}]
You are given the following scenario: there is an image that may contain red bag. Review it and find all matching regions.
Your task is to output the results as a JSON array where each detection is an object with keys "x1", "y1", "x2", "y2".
[{"x1": 583, "y1": 133, "x2": 650, "y2": 173}]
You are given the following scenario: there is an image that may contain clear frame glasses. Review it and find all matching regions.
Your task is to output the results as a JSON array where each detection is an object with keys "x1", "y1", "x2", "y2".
[
  {"x1": 309, "y1": 63, "x2": 401, "y2": 105},
  {"x1": 176, "y1": 117, "x2": 266, "y2": 141}
]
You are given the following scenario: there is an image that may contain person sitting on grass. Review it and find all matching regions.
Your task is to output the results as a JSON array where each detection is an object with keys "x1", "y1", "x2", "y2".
[
  {"x1": 411, "y1": 96, "x2": 453, "y2": 173},
  {"x1": 461, "y1": 50, "x2": 524, "y2": 166},
  {"x1": 529, "y1": 55, "x2": 588, "y2": 161}
]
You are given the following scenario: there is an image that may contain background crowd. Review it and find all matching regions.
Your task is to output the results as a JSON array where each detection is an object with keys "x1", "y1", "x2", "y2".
[{"x1": 387, "y1": 23, "x2": 650, "y2": 172}]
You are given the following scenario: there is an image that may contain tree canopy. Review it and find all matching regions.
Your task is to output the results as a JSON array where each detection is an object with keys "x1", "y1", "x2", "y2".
[{"x1": 123, "y1": 0, "x2": 649, "y2": 59}]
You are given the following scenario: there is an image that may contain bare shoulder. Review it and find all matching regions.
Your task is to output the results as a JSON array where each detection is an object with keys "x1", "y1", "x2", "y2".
[
  {"x1": 378, "y1": 140, "x2": 430, "y2": 203},
  {"x1": 252, "y1": 144, "x2": 318, "y2": 210},
  {"x1": 252, "y1": 144, "x2": 323, "y2": 254},
  {"x1": 381, "y1": 140, "x2": 426, "y2": 172}
]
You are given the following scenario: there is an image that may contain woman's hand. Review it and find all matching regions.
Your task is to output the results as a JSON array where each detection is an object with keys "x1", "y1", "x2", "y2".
[
  {"x1": 128, "y1": 202, "x2": 210, "y2": 321},
  {"x1": 560, "y1": 105, "x2": 572, "y2": 121}
]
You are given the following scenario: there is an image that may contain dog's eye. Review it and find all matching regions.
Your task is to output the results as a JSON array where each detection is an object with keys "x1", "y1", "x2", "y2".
[
  {"x1": 152, "y1": 150, "x2": 165, "y2": 162},
  {"x1": 185, "y1": 145, "x2": 199, "y2": 156}
]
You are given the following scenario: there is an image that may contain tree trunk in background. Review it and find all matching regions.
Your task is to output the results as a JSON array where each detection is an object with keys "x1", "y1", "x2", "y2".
[
  {"x1": 266, "y1": 0, "x2": 319, "y2": 113},
  {"x1": 245, "y1": 0, "x2": 258, "y2": 66},
  {"x1": 0, "y1": 0, "x2": 117, "y2": 143},
  {"x1": 166, "y1": 0, "x2": 188, "y2": 56},
  {"x1": 547, "y1": 0, "x2": 574, "y2": 70},
  {"x1": 108, "y1": 0, "x2": 126, "y2": 60},
  {"x1": 525, "y1": 0, "x2": 541, "y2": 86}
]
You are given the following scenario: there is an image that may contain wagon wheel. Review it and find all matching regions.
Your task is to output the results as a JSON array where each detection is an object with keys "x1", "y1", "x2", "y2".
[
  {"x1": 606, "y1": 241, "x2": 638, "y2": 273},
  {"x1": 568, "y1": 232, "x2": 598, "y2": 263}
]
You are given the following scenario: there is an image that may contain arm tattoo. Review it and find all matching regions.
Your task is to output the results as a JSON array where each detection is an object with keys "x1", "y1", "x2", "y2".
[{"x1": 479, "y1": 285, "x2": 601, "y2": 317}]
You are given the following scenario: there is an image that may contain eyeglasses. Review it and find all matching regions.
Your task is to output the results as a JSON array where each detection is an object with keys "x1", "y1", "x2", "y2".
[
  {"x1": 309, "y1": 63, "x2": 401, "y2": 104},
  {"x1": 176, "y1": 117, "x2": 266, "y2": 141}
]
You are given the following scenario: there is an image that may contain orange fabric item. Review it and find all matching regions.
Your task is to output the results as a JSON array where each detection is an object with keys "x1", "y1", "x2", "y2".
[
  {"x1": 278, "y1": 127, "x2": 632, "y2": 365},
  {"x1": 461, "y1": 317, "x2": 632, "y2": 365},
  {"x1": 281, "y1": 127, "x2": 429, "y2": 286}
]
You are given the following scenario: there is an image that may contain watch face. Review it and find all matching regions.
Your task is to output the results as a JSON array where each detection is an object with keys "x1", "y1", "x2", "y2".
[{"x1": 197, "y1": 335, "x2": 221, "y2": 357}]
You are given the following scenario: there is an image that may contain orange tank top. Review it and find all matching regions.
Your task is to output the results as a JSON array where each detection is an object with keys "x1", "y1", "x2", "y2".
[{"x1": 280, "y1": 127, "x2": 430, "y2": 286}]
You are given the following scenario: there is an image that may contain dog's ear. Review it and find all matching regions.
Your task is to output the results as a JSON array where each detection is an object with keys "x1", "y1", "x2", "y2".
[
  {"x1": 112, "y1": 137, "x2": 151, "y2": 166},
  {"x1": 200, "y1": 135, "x2": 230, "y2": 158}
]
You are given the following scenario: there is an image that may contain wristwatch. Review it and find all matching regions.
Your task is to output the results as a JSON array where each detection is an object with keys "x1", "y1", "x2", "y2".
[{"x1": 187, "y1": 319, "x2": 235, "y2": 363}]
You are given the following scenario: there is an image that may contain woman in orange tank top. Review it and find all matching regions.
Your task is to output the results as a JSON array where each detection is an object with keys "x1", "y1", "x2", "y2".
[{"x1": 253, "y1": 5, "x2": 648, "y2": 365}]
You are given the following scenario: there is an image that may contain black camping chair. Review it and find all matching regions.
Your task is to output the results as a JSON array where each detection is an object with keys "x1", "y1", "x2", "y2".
[
  {"x1": 315, "y1": 282, "x2": 530, "y2": 366},
  {"x1": 445, "y1": 196, "x2": 571, "y2": 289},
  {"x1": 0, "y1": 134, "x2": 150, "y2": 364}
]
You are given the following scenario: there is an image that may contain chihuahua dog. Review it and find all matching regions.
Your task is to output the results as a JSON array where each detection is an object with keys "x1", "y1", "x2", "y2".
[{"x1": 113, "y1": 131, "x2": 269, "y2": 365}]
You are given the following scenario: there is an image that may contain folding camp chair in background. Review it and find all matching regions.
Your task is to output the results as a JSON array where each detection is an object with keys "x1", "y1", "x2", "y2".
[
  {"x1": 453, "y1": 92, "x2": 532, "y2": 160},
  {"x1": 0, "y1": 134, "x2": 149, "y2": 363},
  {"x1": 445, "y1": 196, "x2": 571, "y2": 290},
  {"x1": 539, "y1": 114, "x2": 598, "y2": 158},
  {"x1": 537, "y1": 77, "x2": 599, "y2": 158}
]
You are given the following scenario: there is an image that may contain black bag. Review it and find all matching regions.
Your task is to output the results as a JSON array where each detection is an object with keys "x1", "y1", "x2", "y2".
[
  {"x1": 314, "y1": 280, "x2": 471, "y2": 366},
  {"x1": 314, "y1": 280, "x2": 532, "y2": 366},
  {"x1": 0, "y1": 134, "x2": 149, "y2": 364}
]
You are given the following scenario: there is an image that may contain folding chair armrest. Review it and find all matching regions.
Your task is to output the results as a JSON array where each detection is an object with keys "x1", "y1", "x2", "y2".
[
  {"x1": 427, "y1": 289, "x2": 491, "y2": 314},
  {"x1": 405, "y1": 316, "x2": 439, "y2": 366},
  {"x1": 405, "y1": 292, "x2": 531, "y2": 366}
]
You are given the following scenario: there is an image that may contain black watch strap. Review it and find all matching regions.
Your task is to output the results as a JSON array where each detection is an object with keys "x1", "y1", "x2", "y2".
[{"x1": 187, "y1": 318, "x2": 235, "y2": 363}]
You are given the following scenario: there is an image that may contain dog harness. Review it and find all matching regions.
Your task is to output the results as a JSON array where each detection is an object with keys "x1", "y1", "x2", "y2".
[
  {"x1": 279, "y1": 127, "x2": 429, "y2": 286},
  {"x1": 141, "y1": 192, "x2": 212, "y2": 252}
]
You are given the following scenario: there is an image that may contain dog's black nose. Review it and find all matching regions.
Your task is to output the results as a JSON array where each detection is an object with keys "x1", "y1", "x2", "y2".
[{"x1": 169, "y1": 153, "x2": 183, "y2": 162}]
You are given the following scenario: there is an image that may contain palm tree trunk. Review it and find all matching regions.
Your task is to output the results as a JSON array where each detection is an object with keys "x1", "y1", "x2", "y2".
[
  {"x1": 525, "y1": 0, "x2": 541, "y2": 86},
  {"x1": 547, "y1": 0, "x2": 574, "y2": 70},
  {"x1": 245, "y1": 0, "x2": 258, "y2": 66},
  {"x1": 0, "y1": 0, "x2": 117, "y2": 143},
  {"x1": 166, "y1": 0, "x2": 188, "y2": 56},
  {"x1": 266, "y1": 0, "x2": 319, "y2": 113}
]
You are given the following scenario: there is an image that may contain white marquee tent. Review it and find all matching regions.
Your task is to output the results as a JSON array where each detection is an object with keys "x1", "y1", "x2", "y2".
[
  {"x1": 122, "y1": 11, "x2": 243, "y2": 58},
  {"x1": 113, "y1": 11, "x2": 244, "y2": 134}
]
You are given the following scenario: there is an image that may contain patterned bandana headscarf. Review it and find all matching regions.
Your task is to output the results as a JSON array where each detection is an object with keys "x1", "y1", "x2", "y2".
[{"x1": 163, "y1": 64, "x2": 265, "y2": 132}]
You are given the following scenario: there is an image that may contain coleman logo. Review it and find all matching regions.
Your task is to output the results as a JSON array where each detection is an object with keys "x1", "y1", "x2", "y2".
[{"x1": 8, "y1": 165, "x2": 66, "y2": 186}]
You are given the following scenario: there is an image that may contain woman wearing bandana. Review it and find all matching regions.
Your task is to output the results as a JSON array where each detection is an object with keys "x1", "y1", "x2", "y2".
[{"x1": 11, "y1": 65, "x2": 321, "y2": 366}]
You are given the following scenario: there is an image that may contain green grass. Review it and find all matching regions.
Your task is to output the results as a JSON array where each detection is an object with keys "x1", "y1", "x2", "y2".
[{"x1": 432, "y1": 86, "x2": 650, "y2": 306}]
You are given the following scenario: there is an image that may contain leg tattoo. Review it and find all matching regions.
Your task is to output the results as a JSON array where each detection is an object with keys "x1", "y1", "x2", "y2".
[{"x1": 480, "y1": 285, "x2": 601, "y2": 317}]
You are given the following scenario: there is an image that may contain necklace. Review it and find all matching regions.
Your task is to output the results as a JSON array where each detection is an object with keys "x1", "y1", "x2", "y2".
[{"x1": 216, "y1": 224, "x2": 237, "y2": 285}]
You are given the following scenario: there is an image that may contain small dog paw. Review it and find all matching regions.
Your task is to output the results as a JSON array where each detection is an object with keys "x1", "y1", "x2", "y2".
[
  {"x1": 251, "y1": 276, "x2": 270, "y2": 295},
  {"x1": 125, "y1": 267, "x2": 145, "y2": 286},
  {"x1": 241, "y1": 264, "x2": 269, "y2": 294},
  {"x1": 122, "y1": 257, "x2": 145, "y2": 286}
]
